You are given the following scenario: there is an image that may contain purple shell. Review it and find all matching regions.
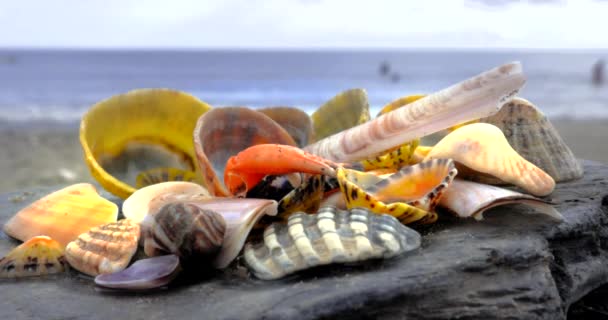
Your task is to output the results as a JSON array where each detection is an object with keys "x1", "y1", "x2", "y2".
[{"x1": 94, "y1": 255, "x2": 181, "y2": 290}]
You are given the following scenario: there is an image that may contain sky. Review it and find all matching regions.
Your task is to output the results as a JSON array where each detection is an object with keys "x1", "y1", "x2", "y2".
[{"x1": 1, "y1": 0, "x2": 607, "y2": 49}]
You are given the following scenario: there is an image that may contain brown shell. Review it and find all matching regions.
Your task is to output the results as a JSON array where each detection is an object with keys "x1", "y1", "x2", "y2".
[{"x1": 258, "y1": 106, "x2": 314, "y2": 147}]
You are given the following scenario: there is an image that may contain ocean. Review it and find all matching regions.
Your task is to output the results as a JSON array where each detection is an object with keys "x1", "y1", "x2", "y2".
[{"x1": 1, "y1": 49, "x2": 608, "y2": 123}]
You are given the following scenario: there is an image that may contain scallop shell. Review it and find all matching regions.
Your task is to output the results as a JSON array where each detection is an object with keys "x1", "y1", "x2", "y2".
[
  {"x1": 122, "y1": 181, "x2": 211, "y2": 224},
  {"x1": 424, "y1": 123, "x2": 555, "y2": 197},
  {"x1": 479, "y1": 97, "x2": 583, "y2": 182},
  {"x1": 0, "y1": 236, "x2": 68, "y2": 278},
  {"x1": 95, "y1": 254, "x2": 181, "y2": 291},
  {"x1": 65, "y1": 219, "x2": 140, "y2": 276},
  {"x1": 311, "y1": 88, "x2": 370, "y2": 141},
  {"x1": 80, "y1": 89, "x2": 211, "y2": 199},
  {"x1": 141, "y1": 202, "x2": 226, "y2": 260},
  {"x1": 3, "y1": 183, "x2": 118, "y2": 247},
  {"x1": 304, "y1": 62, "x2": 526, "y2": 162},
  {"x1": 258, "y1": 107, "x2": 314, "y2": 147},
  {"x1": 439, "y1": 179, "x2": 562, "y2": 221},
  {"x1": 337, "y1": 159, "x2": 457, "y2": 224},
  {"x1": 193, "y1": 107, "x2": 296, "y2": 197},
  {"x1": 244, "y1": 206, "x2": 421, "y2": 280}
]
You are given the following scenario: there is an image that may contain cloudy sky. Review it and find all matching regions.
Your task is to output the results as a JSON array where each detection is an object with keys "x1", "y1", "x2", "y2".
[{"x1": 1, "y1": 0, "x2": 607, "y2": 49}]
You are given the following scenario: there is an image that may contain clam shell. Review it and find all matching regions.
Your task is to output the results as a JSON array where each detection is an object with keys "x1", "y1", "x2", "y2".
[
  {"x1": 135, "y1": 168, "x2": 198, "y2": 189},
  {"x1": 3, "y1": 183, "x2": 118, "y2": 247},
  {"x1": 122, "y1": 181, "x2": 211, "y2": 224},
  {"x1": 244, "y1": 206, "x2": 421, "y2": 280},
  {"x1": 65, "y1": 219, "x2": 140, "y2": 276},
  {"x1": 304, "y1": 62, "x2": 526, "y2": 162},
  {"x1": 311, "y1": 88, "x2": 370, "y2": 141},
  {"x1": 258, "y1": 107, "x2": 314, "y2": 147},
  {"x1": 0, "y1": 236, "x2": 68, "y2": 278},
  {"x1": 95, "y1": 254, "x2": 181, "y2": 291},
  {"x1": 439, "y1": 179, "x2": 562, "y2": 221},
  {"x1": 479, "y1": 97, "x2": 583, "y2": 182},
  {"x1": 425, "y1": 123, "x2": 555, "y2": 197},
  {"x1": 193, "y1": 107, "x2": 296, "y2": 197},
  {"x1": 80, "y1": 89, "x2": 212, "y2": 199},
  {"x1": 337, "y1": 159, "x2": 457, "y2": 224}
]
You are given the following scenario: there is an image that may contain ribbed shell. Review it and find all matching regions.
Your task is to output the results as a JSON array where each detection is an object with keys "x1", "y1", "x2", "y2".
[
  {"x1": 142, "y1": 202, "x2": 226, "y2": 260},
  {"x1": 311, "y1": 88, "x2": 370, "y2": 142},
  {"x1": 65, "y1": 219, "x2": 140, "y2": 276},
  {"x1": 244, "y1": 207, "x2": 421, "y2": 280}
]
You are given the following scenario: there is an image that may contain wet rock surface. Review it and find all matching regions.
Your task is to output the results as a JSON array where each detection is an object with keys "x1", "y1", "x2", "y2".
[{"x1": 1, "y1": 160, "x2": 607, "y2": 320}]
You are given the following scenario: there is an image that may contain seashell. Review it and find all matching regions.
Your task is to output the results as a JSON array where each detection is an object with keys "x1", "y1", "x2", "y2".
[
  {"x1": 142, "y1": 198, "x2": 278, "y2": 268},
  {"x1": 141, "y1": 202, "x2": 226, "y2": 260},
  {"x1": 304, "y1": 62, "x2": 526, "y2": 162},
  {"x1": 276, "y1": 174, "x2": 326, "y2": 217},
  {"x1": 135, "y1": 167, "x2": 198, "y2": 189},
  {"x1": 439, "y1": 179, "x2": 563, "y2": 221},
  {"x1": 424, "y1": 123, "x2": 555, "y2": 197},
  {"x1": 0, "y1": 236, "x2": 68, "y2": 278},
  {"x1": 3, "y1": 183, "x2": 118, "y2": 247},
  {"x1": 258, "y1": 106, "x2": 314, "y2": 147},
  {"x1": 337, "y1": 159, "x2": 457, "y2": 224},
  {"x1": 244, "y1": 206, "x2": 421, "y2": 280},
  {"x1": 122, "y1": 181, "x2": 211, "y2": 224},
  {"x1": 479, "y1": 97, "x2": 583, "y2": 182},
  {"x1": 193, "y1": 107, "x2": 296, "y2": 197},
  {"x1": 311, "y1": 88, "x2": 370, "y2": 141},
  {"x1": 80, "y1": 89, "x2": 212, "y2": 199},
  {"x1": 65, "y1": 219, "x2": 140, "y2": 276},
  {"x1": 95, "y1": 254, "x2": 181, "y2": 291},
  {"x1": 246, "y1": 173, "x2": 305, "y2": 202},
  {"x1": 376, "y1": 94, "x2": 426, "y2": 117},
  {"x1": 357, "y1": 141, "x2": 419, "y2": 171}
]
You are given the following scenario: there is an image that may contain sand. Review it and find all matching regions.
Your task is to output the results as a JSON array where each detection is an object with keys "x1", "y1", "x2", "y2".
[{"x1": 0, "y1": 119, "x2": 606, "y2": 193}]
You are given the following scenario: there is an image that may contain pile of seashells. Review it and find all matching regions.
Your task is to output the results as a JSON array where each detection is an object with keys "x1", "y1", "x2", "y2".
[{"x1": 1, "y1": 62, "x2": 581, "y2": 291}]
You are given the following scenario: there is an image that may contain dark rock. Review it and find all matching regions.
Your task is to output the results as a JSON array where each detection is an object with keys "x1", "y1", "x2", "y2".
[{"x1": 1, "y1": 161, "x2": 608, "y2": 320}]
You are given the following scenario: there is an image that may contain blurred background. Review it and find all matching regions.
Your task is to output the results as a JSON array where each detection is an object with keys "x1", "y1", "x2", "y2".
[{"x1": 0, "y1": 0, "x2": 607, "y2": 192}]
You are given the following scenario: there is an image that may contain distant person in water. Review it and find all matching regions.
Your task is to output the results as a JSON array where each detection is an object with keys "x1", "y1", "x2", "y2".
[
  {"x1": 379, "y1": 61, "x2": 390, "y2": 76},
  {"x1": 592, "y1": 59, "x2": 604, "y2": 86}
]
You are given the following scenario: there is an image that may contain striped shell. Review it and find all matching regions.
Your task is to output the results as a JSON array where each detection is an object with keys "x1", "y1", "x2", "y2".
[
  {"x1": 0, "y1": 236, "x2": 68, "y2": 278},
  {"x1": 65, "y1": 219, "x2": 140, "y2": 276},
  {"x1": 244, "y1": 207, "x2": 421, "y2": 280}
]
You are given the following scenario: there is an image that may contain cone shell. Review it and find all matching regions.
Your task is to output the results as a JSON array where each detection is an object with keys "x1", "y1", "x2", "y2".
[
  {"x1": 258, "y1": 107, "x2": 314, "y2": 147},
  {"x1": 95, "y1": 254, "x2": 181, "y2": 291},
  {"x1": 141, "y1": 202, "x2": 226, "y2": 260},
  {"x1": 0, "y1": 236, "x2": 68, "y2": 278},
  {"x1": 80, "y1": 89, "x2": 211, "y2": 199},
  {"x1": 425, "y1": 123, "x2": 556, "y2": 197},
  {"x1": 3, "y1": 183, "x2": 118, "y2": 247},
  {"x1": 337, "y1": 159, "x2": 457, "y2": 224},
  {"x1": 439, "y1": 179, "x2": 562, "y2": 221},
  {"x1": 122, "y1": 181, "x2": 211, "y2": 224},
  {"x1": 244, "y1": 206, "x2": 421, "y2": 280},
  {"x1": 479, "y1": 97, "x2": 583, "y2": 182},
  {"x1": 311, "y1": 88, "x2": 370, "y2": 141},
  {"x1": 65, "y1": 219, "x2": 140, "y2": 276},
  {"x1": 193, "y1": 107, "x2": 296, "y2": 197}
]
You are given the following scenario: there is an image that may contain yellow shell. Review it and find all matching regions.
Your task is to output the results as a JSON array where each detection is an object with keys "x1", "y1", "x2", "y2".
[
  {"x1": 376, "y1": 94, "x2": 426, "y2": 117},
  {"x1": 65, "y1": 219, "x2": 140, "y2": 276},
  {"x1": 337, "y1": 159, "x2": 457, "y2": 224},
  {"x1": 358, "y1": 141, "x2": 419, "y2": 171},
  {"x1": 3, "y1": 183, "x2": 118, "y2": 247},
  {"x1": 80, "y1": 89, "x2": 212, "y2": 199},
  {"x1": 0, "y1": 236, "x2": 68, "y2": 278},
  {"x1": 311, "y1": 88, "x2": 370, "y2": 141},
  {"x1": 136, "y1": 167, "x2": 198, "y2": 189}
]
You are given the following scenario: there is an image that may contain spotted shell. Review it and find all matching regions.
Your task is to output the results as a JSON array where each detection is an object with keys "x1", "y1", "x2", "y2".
[
  {"x1": 65, "y1": 219, "x2": 140, "y2": 276},
  {"x1": 244, "y1": 206, "x2": 421, "y2": 280},
  {"x1": 0, "y1": 236, "x2": 68, "y2": 278}
]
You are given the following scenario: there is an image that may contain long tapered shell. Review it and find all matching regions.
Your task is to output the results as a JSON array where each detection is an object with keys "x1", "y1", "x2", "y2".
[
  {"x1": 311, "y1": 88, "x2": 370, "y2": 141},
  {"x1": 258, "y1": 107, "x2": 314, "y2": 148},
  {"x1": 122, "y1": 181, "x2": 211, "y2": 224},
  {"x1": 337, "y1": 159, "x2": 457, "y2": 224},
  {"x1": 439, "y1": 179, "x2": 562, "y2": 220},
  {"x1": 479, "y1": 97, "x2": 583, "y2": 182},
  {"x1": 95, "y1": 254, "x2": 181, "y2": 291},
  {"x1": 3, "y1": 183, "x2": 118, "y2": 247},
  {"x1": 304, "y1": 62, "x2": 526, "y2": 162},
  {"x1": 193, "y1": 107, "x2": 296, "y2": 197},
  {"x1": 244, "y1": 207, "x2": 421, "y2": 280},
  {"x1": 179, "y1": 198, "x2": 278, "y2": 268},
  {"x1": 80, "y1": 89, "x2": 212, "y2": 199},
  {"x1": 425, "y1": 123, "x2": 555, "y2": 197},
  {"x1": 0, "y1": 236, "x2": 68, "y2": 278},
  {"x1": 376, "y1": 94, "x2": 426, "y2": 117},
  {"x1": 65, "y1": 219, "x2": 140, "y2": 276}
]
